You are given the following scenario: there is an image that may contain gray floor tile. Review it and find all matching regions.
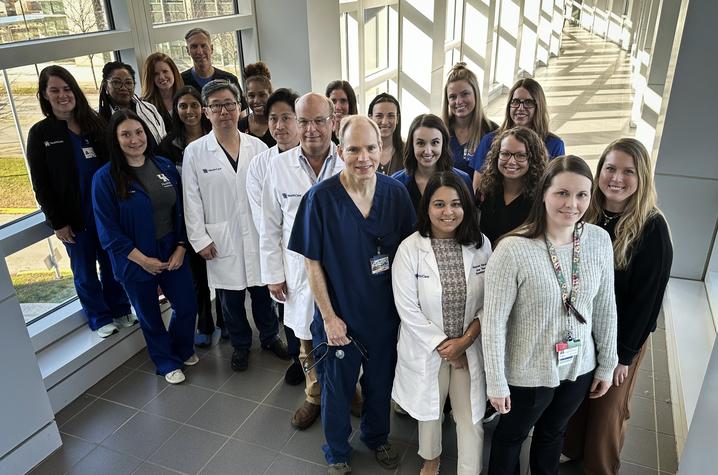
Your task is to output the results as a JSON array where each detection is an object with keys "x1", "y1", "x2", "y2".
[
  {"x1": 345, "y1": 436, "x2": 409, "y2": 474},
  {"x1": 655, "y1": 400, "x2": 674, "y2": 435},
  {"x1": 281, "y1": 418, "x2": 330, "y2": 466},
  {"x1": 629, "y1": 395, "x2": 656, "y2": 432},
  {"x1": 633, "y1": 371, "x2": 655, "y2": 399},
  {"x1": 653, "y1": 376, "x2": 672, "y2": 404},
  {"x1": 262, "y1": 378, "x2": 307, "y2": 411},
  {"x1": 652, "y1": 330, "x2": 667, "y2": 352},
  {"x1": 56, "y1": 394, "x2": 97, "y2": 427},
  {"x1": 102, "y1": 371, "x2": 168, "y2": 409},
  {"x1": 183, "y1": 354, "x2": 234, "y2": 390},
  {"x1": 397, "y1": 449, "x2": 458, "y2": 474},
  {"x1": 124, "y1": 349, "x2": 152, "y2": 369},
  {"x1": 132, "y1": 462, "x2": 184, "y2": 475},
  {"x1": 233, "y1": 404, "x2": 296, "y2": 450},
  {"x1": 618, "y1": 461, "x2": 659, "y2": 474},
  {"x1": 29, "y1": 433, "x2": 97, "y2": 475},
  {"x1": 622, "y1": 426, "x2": 659, "y2": 469},
  {"x1": 100, "y1": 411, "x2": 181, "y2": 460},
  {"x1": 203, "y1": 340, "x2": 235, "y2": 360},
  {"x1": 200, "y1": 439, "x2": 277, "y2": 475},
  {"x1": 186, "y1": 392, "x2": 257, "y2": 436},
  {"x1": 252, "y1": 346, "x2": 294, "y2": 373},
  {"x1": 218, "y1": 365, "x2": 283, "y2": 402},
  {"x1": 388, "y1": 411, "x2": 418, "y2": 445},
  {"x1": 148, "y1": 425, "x2": 228, "y2": 474},
  {"x1": 656, "y1": 433, "x2": 678, "y2": 473},
  {"x1": 266, "y1": 454, "x2": 325, "y2": 475},
  {"x1": 67, "y1": 445, "x2": 143, "y2": 475},
  {"x1": 652, "y1": 349, "x2": 670, "y2": 381},
  {"x1": 60, "y1": 399, "x2": 137, "y2": 443},
  {"x1": 142, "y1": 383, "x2": 214, "y2": 423},
  {"x1": 86, "y1": 366, "x2": 133, "y2": 397}
]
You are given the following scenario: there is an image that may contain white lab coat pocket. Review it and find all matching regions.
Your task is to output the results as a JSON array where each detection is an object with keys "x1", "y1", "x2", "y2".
[{"x1": 205, "y1": 221, "x2": 236, "y2": 257}]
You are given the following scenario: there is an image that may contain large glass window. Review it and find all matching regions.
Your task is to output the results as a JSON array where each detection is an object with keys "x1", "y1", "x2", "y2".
[
  {"x1": 149, "y1": 0, "x2": 238, "y2": 25},
  {"x1": 155, "y1": 32, "x2": 242, "y2": 80},
  {"x1": 0, "y1": 0, "x2": 110, "y2": 44},
  {"x1": 364, "y1": 6, "x2": 389, "y2": 76}
]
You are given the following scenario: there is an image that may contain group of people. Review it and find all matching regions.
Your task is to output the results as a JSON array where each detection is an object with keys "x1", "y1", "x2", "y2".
[{"x1": 26, "y1": 26, "x2": 672, "y2": 475}]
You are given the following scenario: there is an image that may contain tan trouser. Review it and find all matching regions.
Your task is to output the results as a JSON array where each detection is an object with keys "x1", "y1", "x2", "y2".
[
  {"x1": 564, "y1": 343, "x2": 648, "y2": 474},
  {"x1": 418, "y1": 359, "x2": 484, "y2": 475},
  {"x1": 299, "y1": 338, "x2": 321, "y2": 405}
]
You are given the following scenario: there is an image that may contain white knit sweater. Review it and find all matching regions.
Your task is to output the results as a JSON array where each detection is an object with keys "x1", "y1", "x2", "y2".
[{"x1": 482, "y1": 223, "x2": 618, "y2": 398}]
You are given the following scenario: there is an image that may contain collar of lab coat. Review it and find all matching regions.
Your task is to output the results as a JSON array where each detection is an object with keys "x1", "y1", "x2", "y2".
[{"x1": 415, "y1": 233, "x2": 475, "y2": 285}]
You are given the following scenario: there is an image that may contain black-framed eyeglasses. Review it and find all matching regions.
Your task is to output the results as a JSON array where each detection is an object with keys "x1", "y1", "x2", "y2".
[
  {"x1": 302, "y1": 336, "x2": 369, "y2": 374},
  {"x1": 206, "y1": 101, "x2": 238, "y2": 113},
  {"x1": 498, "y1": 150, "x2": 530, "y2": 163},
  {"x1": 509, "y1": 98, "x2": 536, "y2": 109},
  {"x1": 108, "y1": 79, "x2": 135, "y2": 90}
]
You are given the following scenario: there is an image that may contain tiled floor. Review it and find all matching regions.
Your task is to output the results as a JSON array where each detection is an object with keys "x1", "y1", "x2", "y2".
[{"x1": 31, "y1": 28, "x2": 678, "y2": 475}]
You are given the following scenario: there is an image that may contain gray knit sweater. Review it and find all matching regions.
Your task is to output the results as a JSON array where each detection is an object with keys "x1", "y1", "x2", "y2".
[{"x1": 482, "y1": 223, "x2": 618, "y2": 398}]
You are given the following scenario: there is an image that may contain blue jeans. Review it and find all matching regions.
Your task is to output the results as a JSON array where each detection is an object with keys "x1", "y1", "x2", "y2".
[
  {"x1": 216, "y1": 286, "x2": 279, "y2": 351},
  {"x1": 64, "y1": 226, "x2": 131, "y2": 330}
]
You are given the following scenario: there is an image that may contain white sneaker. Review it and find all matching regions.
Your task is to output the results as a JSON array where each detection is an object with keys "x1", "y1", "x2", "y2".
[
  {"x1": 113, "y1": 314, "x2": 139, "y2": 328},
  {"x1": 165, "y1": 369, "x2": 185, "y2": 384},
  {"x1": 184, "y1": 354, "x2": 200, "y2": 366},
  {"x1": 96, "y1": 323, "x2": 119, "y2": 338}
]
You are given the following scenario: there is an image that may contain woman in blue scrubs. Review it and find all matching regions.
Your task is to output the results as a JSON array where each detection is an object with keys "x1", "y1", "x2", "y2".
[
  {"x1": 27, "y1": 65, "x2": 134, "y2": 337},
  {"x1": 392, "y1": 114, "x2": 473, "y2": 211},
  {"x1": 92, "y1": 110, "x2": 198, "y2": 384},
  {"x1": 470, "y1": 78, "x2": 565, "y2": 190}
]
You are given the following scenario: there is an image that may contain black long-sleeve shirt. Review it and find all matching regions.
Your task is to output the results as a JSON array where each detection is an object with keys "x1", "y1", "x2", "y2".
[{"x1": 600, "y1": 210, "x2": 673, "y2": 365}]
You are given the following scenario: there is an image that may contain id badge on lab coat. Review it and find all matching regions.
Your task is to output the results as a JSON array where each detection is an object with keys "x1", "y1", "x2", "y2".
[{"x1": 370, "y1": 254, "x2": 390, "y2": 275}]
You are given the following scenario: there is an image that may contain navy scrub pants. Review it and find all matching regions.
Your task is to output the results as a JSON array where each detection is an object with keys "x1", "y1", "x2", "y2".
[
  {"x1": 216, "y1": 286, "x2": 279, "y2": 351},
  {"x1": 64, "y1": 226, "x2": 131, "y2": 330},
  {"x1": 488, "y1": 371, "x2": 594, "y2": 475},
  {"x1": 312, "y1": 321, "x2": 396, "y2": 464},
  {"x1": 121, "y1": 234, "x2": 197, "y2": 375}
]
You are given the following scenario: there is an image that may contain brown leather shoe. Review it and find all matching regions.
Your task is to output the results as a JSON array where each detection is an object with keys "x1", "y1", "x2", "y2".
[
  {"x1": 350, "y1": 391, "x2": 362, "y2": 417},
  {"x1": 291, "y1": 401, "x2": 320, "y2": 429}
]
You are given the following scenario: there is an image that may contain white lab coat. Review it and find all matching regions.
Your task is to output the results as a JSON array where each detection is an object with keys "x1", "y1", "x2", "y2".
[
  {"x1": 259, "y1": 145, "x2": 344, "y2": 339},
  {"x1": 246, "y1": 145, "x2": 279, "y2": 232},
  {"x1": 391, "y1": 231, "x2": 492, "y2": 423},
  {"x1": 182, "y1": 130, "x2": 268, "y2": 290}
]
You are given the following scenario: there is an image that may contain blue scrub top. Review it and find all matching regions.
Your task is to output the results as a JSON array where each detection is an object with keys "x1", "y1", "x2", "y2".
[
  {"x1": 288, "y1": 173, "x2": 416, "y2": 345},
  {"x1": 449, "y1": 135, "x2": 478, "y2": 176},
  {"x1": 69, "y1": 130, "x2": 103, "y2": 228},
  {"x1": 469, "y1": 131, "x2": 566, "y2": 172}
]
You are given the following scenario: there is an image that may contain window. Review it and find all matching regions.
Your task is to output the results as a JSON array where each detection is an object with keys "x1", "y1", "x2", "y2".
[
  {"x1": 150, "y1": 0, "x2": 238, "y2": 25},
  {"x1": 364, "y1": 6, "x2": 389, "y2": 76},
  {"x1": 155, "y1": 32, "x2": 242, "y2": 80},
  {"x1": 0, "y1": 0, "x2": 110, "y2": 44}
]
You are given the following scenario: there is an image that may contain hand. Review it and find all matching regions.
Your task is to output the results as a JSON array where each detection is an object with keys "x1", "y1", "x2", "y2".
[
  {"x1": 490, "y1": 396, "x2": 511, "y2": 414},
  {"x1": 166, "y1": 246, "x2": 186, "y2": 271},
  {"x1": 589, "y1": 378, "x2": 612, "y2": 399},
  {"x1": 268, "y1": 282, "x2": 288, "y2": 302},
  {"x1": 199, "y1": 243, "x2": 218, "y2": 260},
  {"x1": 324, "y1": 316, "x2": 350, "y2": 346},
  {"x1": 437, "y1": 337, "x2": 470, "y2": 361},
  {"x1": 141, "y1": 256, "x2": 168, "y2": 275},
  {"x1": 55, "y1": 225, "x2": 76, "y2": 244},
  {"x1": 449, "y1": 353, "x2": 468, "y2": 369},
  {"x1": 613, "y1": 364, "x2": 630, "y2": 387}
]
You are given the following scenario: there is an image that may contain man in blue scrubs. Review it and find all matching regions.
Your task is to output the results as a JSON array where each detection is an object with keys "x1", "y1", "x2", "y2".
[{"x1": 289, "y1": 116, "x2": 415, "y2": 474}]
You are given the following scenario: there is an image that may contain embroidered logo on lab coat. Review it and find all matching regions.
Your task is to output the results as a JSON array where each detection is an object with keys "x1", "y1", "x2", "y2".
[
  {"x1": 473, "y1": 263, "x2": 486, "y2": 274},
  {"x1": 281, "y1": 193, "x2": 302, "y2": 199},
  {"x1": 202, "y1": 167, "x2": 222, "y2": 173}
]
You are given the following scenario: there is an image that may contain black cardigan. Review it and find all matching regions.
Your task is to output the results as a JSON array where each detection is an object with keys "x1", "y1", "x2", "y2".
[
  {"x1": 26, "y1": 117, "x2": 108, "y2": 231},
  {"x1": 601, "y1": 212, "x2": 673, "y2": 365}
]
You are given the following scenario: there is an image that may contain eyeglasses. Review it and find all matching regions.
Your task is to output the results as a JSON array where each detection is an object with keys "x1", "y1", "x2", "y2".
[
  {"x1": 108, "y1": 79, "x2": 135, "y2": 90},
  {"x1": 296, "y1": 116, "x2": 332, "y2": 130},
  {"x1": 206, "y1": 101, "x2": 238, "y2": 113},
  {"x1": 509, "y1": 98, "x2": 536, "y2": 109},
  {"x1": 498, "y1": 150, "x2": 530, "y2": 163},
  {"x1": 301, "y1": 336, "x2": 369, "y2": 373}
]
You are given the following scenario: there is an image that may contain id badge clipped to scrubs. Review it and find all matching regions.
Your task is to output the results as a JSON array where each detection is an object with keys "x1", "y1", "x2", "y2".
[
  {"x1": 555, "y1": 331, "x2": 582, "y2": 367},
  {"x1": 370, "y1": 237, "x2": 390, "y2": 275}
]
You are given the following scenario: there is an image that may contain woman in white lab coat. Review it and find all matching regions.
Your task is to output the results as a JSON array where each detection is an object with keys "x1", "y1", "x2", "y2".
[
  {"x1": 392, "y1": 171, "x2": 491, "y2": 475},
  {"x1": 182, "y1": 79, "x2": 288, "y2": 372}
]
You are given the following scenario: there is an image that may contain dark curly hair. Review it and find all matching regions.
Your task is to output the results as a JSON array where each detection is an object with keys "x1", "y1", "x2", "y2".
[
  {"x1": 99, "y1": 61, "x2": 136, "y2": 121},
  {"x1": 479, "y1": 126, "x2": 548, "y2": 201}
]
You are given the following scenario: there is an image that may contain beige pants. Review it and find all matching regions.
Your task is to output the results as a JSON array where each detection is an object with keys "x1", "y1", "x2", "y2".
[
  {"x1": 418, "y1": 359, "x2": 484, "y2": 475},
  {"x1": 299, "y1": 339, "x2": 321, "y2": 405}
]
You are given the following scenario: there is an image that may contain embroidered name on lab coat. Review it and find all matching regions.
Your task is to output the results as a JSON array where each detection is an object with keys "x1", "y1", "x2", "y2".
[
  {"x1": 415, "y1": 273, "x2": 430, "y2": 279},
  {"x1": 202, "y1": 167, "x2": 222, "y2": 173},
  {"x1": 473, "y1": 263, "x2": 486, "y2": 274}
]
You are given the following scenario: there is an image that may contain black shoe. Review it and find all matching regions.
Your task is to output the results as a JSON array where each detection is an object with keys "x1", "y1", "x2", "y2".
[
  {"x1": 231, "y1": 348, "x2": 249, "y2": 371},
  {"x1": 220, "y1": 326, "x2": 229, "y2": 340},
  {"x1": 285, "y1": 360, "x2": 304, "y2": 385},
  {"x1": 264, "y1": 339, "x2": 291, "y2": 360}
]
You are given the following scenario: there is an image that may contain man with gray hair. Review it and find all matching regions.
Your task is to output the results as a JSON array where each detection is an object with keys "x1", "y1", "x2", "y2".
[
  {"x1": 183, "y1": 80, "x2": 289, "y2": 372},
  {"x1": 181, "y1": 28, "x2": 247, "y2": 111}
]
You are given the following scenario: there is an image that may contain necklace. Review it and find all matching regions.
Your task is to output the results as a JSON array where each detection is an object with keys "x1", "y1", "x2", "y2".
[{"x1": 601, "y1": 210, "x2": 621, "y2": 226}]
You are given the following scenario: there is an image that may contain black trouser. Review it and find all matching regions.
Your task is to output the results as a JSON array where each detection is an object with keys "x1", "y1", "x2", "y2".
[
  {"x1": 488, "y1": 371, "x2": 594, "y2": 475},
  {"x1": 188, "y1": 249, "x2": 224, "y2": 335}
]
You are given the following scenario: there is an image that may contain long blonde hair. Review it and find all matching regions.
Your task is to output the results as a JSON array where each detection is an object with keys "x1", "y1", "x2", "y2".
[
  {"x1": 442, "y1": 62, "x2": 493, "y2": 154},
  {"x1": 586, "y1": 138, "x2": 662, "y2": 269}
]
